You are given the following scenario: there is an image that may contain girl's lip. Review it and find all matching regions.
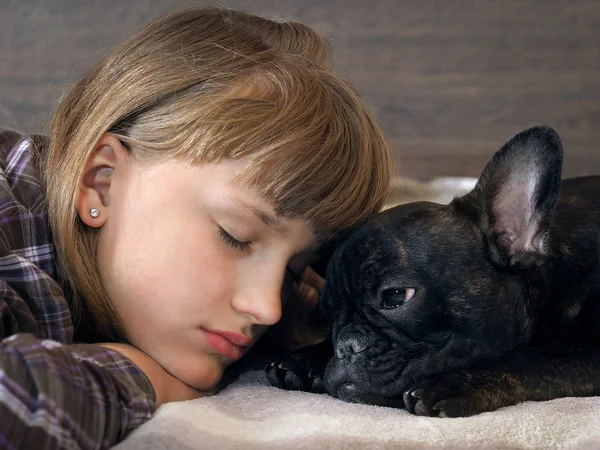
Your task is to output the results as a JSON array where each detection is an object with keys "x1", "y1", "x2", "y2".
[
  {"x1": 208, "y1": 329, "x2": 253, "y2": 347},
  {"x1": 201, "y1": 329, "x2": 250, "y2": 360}
]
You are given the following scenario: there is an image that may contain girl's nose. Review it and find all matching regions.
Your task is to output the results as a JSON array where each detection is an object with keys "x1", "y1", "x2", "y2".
[{"x1": 232, "y1": 279, "x2": 284, "y2": 326}]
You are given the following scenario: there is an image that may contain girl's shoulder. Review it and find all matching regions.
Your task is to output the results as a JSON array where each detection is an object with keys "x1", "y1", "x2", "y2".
[
  {"x1": 0, "y1": 127, "x2": 49, "y2": 215},
  {"x1": 0, "y1": 128, "x2": 25, "y2": 156}
]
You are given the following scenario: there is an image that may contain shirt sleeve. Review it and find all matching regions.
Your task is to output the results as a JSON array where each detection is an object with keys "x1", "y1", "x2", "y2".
[
  {"x1": 0, "y1": 246, "x2": 156, "y2": 449},
  {"x1": 0, "y1": 331, "x2": 156, "y2": 450}
]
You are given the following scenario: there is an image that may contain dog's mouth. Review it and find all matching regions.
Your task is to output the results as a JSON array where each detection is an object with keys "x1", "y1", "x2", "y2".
[{"x1": 324, "y1": 358, "x2": 407, "y2": 408}]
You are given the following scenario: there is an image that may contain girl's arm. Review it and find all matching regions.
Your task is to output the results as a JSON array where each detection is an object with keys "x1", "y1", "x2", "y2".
[
  {"x1": 0, "y1": 269, "x2": 200, "y2": 448},
  {"x1": 0, "y1": 332, "x2": 156, "y2": 449},
  {"x1": 0, "y1": 320, "x2": 205, "y2": 449},
  {"x1": 98, "y1": 342, "x2": 206, "y2": 408},
  {"x1": 0, "y1": 240, "x2": 157, "y2": 448}
]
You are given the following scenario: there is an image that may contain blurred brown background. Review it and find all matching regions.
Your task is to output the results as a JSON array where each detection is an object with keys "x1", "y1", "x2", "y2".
[{"x1": 1, "y1": 0, "x2": 599, "y2": 180}]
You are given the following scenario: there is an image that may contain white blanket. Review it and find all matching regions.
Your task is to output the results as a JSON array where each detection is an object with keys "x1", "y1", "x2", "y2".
[
  {"x1": 115, "y1": 177, "x2": 598, "y2": 450},
  {"x1": 116, "y1": 369, "x2": 599, "y2": 449}
]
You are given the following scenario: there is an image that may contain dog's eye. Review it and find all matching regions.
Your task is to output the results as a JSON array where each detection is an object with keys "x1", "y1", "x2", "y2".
[{"x1": 381, "y1": 287, "x2": 416, "y2": 309}]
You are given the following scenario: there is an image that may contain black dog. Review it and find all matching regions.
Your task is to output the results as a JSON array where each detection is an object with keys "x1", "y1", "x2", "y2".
[{"x1": 267, "y1": 125, "x2": 600, "y2": 417}]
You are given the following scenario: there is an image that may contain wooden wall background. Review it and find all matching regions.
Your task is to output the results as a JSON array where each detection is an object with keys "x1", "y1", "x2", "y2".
[{"x1": 1, "y1": 0, "x2": 598, "y2": 180}]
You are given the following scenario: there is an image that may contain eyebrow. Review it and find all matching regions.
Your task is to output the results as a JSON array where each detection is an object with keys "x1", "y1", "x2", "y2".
[{"x1": 225, "y1": 196, "x2": 289, "y2": 234}]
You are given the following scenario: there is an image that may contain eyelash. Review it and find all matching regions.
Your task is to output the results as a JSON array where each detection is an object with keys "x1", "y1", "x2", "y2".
[{"x1": 218, "y1": 226, "x2": 252, "y2": 253}]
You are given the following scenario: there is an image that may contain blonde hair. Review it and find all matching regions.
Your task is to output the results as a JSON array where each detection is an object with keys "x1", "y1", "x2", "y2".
[{"x1": 45, "y1": 7, "x2": 393, "y2": 337}]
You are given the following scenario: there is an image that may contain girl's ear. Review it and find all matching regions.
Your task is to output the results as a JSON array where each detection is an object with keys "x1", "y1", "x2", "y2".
[{"x1": 77, "y1": 134, "x2": 128, "y2": 228}]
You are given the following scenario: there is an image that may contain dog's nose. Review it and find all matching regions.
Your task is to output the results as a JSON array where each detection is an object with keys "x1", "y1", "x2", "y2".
[{"x1": 335, "y1": 336, "x2": 368, "y2": 359}]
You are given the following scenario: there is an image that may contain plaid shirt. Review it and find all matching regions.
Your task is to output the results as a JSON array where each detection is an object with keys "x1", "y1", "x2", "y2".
[{"x1": 0, "y1": 129, "x2": 155, "y2": 449}]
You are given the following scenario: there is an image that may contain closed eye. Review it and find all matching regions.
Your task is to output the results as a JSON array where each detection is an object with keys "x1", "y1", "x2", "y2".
[{"x1": 218, "y1": 226, "x2": 252, "y2": 253}]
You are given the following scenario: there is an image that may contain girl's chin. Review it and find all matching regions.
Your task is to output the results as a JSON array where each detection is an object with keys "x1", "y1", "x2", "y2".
[
  {"x1": 162, "y1": 352, "x2": 226, "y2": 392},
  {"x1": 195, "y1": 360, "x2": 226, "y2": 391}
]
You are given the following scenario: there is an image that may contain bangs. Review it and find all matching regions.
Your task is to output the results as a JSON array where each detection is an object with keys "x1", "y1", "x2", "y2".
[{"x1": 116, "y1": 56, "x2": 393, "y2": 240}]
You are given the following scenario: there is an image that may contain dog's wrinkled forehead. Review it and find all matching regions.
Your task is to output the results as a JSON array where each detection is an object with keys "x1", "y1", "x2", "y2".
[
  {"x1": 351, "y1": 201, "x2": 464, "y2": 264},
  {"x1": 325, "y1": 199, "x2": 483, "y2": 310}
]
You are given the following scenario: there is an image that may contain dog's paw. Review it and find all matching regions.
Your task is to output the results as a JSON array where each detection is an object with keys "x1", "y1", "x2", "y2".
[
  {"x1": 265, "y1": 344, "x2": 330, "y2": 393},
  {"x1": 403, "y1": 386, "x2": 468, "y2": 417},
  {"x1": 403, "y1": 372, "x2": 490, "y2": 418},
  {"x1": 265, "y1": 355, "x2": 325, "y2": 393}
]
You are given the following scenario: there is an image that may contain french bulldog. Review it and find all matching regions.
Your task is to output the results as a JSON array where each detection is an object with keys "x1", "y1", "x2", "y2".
[{"x1": 266, "y1": 125, "x2": 600, "y2": 417}]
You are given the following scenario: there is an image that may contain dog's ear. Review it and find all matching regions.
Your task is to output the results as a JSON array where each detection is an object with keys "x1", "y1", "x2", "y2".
[{"x1": 454, "y1": 126, "x2": 563, "y2": 269}]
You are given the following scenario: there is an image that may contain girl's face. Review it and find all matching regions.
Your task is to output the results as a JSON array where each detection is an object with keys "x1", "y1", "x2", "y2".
[{"x1": 80, "y1": 137, "x2": 317, "y2": 391}]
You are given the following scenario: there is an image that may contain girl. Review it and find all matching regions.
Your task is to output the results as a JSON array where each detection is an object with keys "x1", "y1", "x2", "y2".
[{"x1": 0, "y1": 7, "x2": 392, "y2": 449}]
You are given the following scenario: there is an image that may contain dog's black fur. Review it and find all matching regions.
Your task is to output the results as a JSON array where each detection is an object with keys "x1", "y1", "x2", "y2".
[{"x1": 266, "y1": 126, "x2": 600, "y2": 417}]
